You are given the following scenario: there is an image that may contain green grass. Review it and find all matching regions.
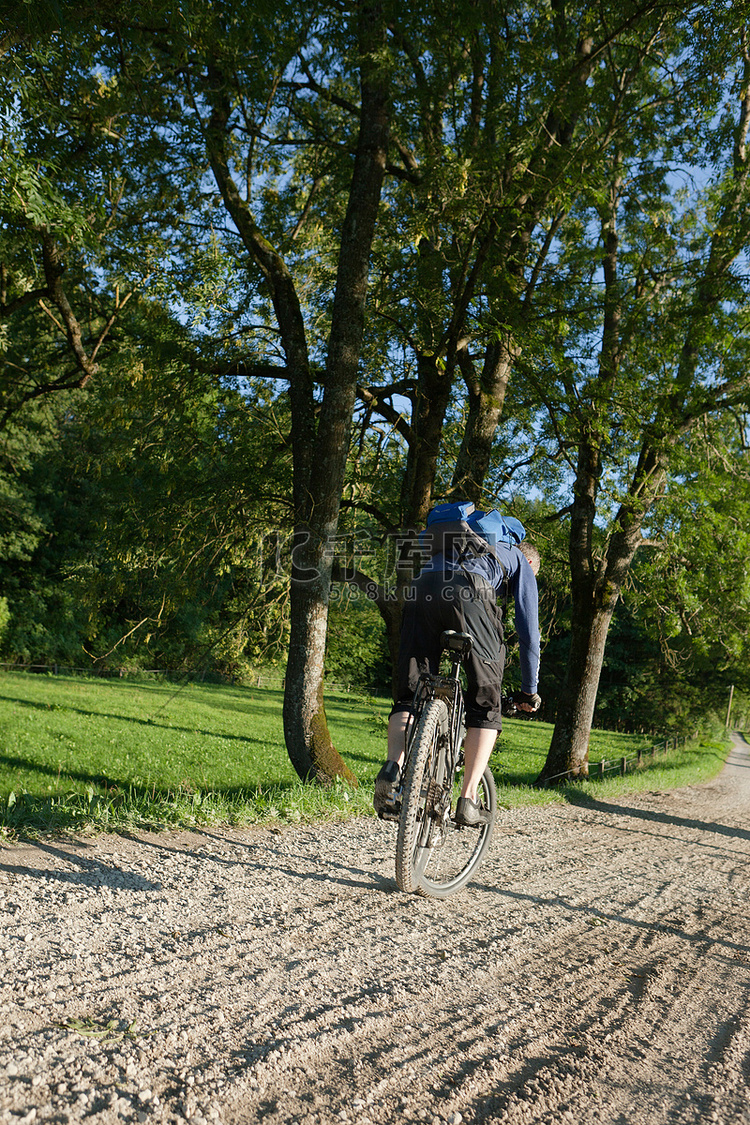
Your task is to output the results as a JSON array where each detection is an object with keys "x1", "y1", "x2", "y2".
[
  {"x1": 0, "y1": 670, "x2": 731, "y2": 837},
  {"x1": 0, "y1": 671, "x2": 388, "y2": 835},
  {"x1": 491, "y1": 717, "x2": 730, "y2": 807}
]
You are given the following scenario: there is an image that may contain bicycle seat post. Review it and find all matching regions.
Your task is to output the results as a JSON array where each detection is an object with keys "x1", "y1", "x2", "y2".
[
  {"x1": 449, "y1": 649, "x2": 463, "y2": 682},
  {"x1": 439, "y1": 629, "x2": 473, "y2": 673}
]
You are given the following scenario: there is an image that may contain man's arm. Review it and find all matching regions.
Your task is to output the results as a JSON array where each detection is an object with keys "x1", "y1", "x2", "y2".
[{"x1": 512, "y1": 555, "x2": 541, "y2": 698}]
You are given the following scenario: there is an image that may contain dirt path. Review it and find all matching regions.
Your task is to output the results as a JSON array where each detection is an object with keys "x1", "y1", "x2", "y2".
[{"x1": 2, "y1": 734, "x2": 750, "y2": 1125}]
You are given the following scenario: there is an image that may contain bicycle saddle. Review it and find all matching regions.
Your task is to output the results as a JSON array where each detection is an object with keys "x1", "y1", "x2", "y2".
[{"x1": 440, "y1": 630, "x2": 473, "y2": 655}]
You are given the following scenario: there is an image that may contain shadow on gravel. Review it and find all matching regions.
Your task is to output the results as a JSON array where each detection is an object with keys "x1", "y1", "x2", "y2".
[
  {"x1": 123, "y1": 826, "x2": 395, "y2": 893},
  {"x1": 563, "y1": 792, "x2": 750, "y2": 845},
  {"x1": 0, "y1": 839, "x2": 159, "y2": 889},
  {"x1": 274, "y1": 860, "x2": 394, "y2": 893},
  {"x1": 472, "y1": 881, "x2": 750, "y2": 960}
]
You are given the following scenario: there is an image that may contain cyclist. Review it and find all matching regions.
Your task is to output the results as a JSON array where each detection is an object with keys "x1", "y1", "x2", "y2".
[{"x1": 374, "y1": 534, "x2": 541, "y2": 827}]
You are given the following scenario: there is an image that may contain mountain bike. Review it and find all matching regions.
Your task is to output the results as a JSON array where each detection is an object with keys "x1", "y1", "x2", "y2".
[{"x1": 393, "y1": 629, "x2": 498, "y2": 899}]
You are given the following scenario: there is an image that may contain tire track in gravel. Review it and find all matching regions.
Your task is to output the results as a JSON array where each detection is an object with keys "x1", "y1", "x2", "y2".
[
  {"x1": 217, "y1": 733, "x2": 750, "y2": 1125},
  {"x1": 2, "y1": 734, "x2": 750, "y2": 1125}
]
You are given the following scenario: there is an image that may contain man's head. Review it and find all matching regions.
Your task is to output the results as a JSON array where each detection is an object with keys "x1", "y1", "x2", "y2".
[{"x1": 518, "y1": 540, "x2": 540, "y2": 576}]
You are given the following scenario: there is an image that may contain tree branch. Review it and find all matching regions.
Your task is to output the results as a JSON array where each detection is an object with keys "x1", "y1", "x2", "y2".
[
  {"x1": 0, "y1": 286, "x2": 50, "y2": 319},
  {"x1": 41, "y1": 231, "x2": 98, "y2": 386},
  {"x1": 356, "y1": 382, "x2": 413, "y2": 443},
  {"x1": 287, "y1": 52, "x2": 359, "y2": 115}
]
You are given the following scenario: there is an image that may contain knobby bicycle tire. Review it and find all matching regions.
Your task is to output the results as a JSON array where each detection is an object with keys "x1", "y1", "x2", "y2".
[{"x1": 394, "y1": 699, "x2": 497, "y2": 898}]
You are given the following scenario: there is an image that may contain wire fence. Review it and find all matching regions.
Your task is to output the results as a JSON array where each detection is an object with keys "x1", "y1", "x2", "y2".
[
  {"x1": 518, "y1": 733, "x2": 696, "y2": 788},
  {"x1": 590, "y1": 733, "x2": 691, "y2": 779}
]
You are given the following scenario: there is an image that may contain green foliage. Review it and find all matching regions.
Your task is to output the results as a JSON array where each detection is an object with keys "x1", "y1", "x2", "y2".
[
  {"x1": 0, "y1": 326, "x2": 297, "y2": 671},
  {"x1": 326, "y1": 589, "x2": 391, "y2": 693},
  {"x1": 626, "y1": 416, "x2": 750, "y2": 710},
  {"x1": 0, "y1": 407, "x2": 54, "y2": 564}
]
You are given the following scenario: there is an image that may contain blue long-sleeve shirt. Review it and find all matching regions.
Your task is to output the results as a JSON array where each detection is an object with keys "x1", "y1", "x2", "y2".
[{"x1": 425, "y1": 544, "x2": 540, "y2": 693}]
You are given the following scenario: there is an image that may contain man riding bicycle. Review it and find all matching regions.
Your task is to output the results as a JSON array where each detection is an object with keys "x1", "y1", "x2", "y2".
[{"x1": 374, "y1": 518, "x2": 541, "y2": 828}]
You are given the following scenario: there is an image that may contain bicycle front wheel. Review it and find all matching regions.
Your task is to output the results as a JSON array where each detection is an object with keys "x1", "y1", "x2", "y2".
[{"x1": 395, "y1": 700, "x2": 497, "y2": 899}]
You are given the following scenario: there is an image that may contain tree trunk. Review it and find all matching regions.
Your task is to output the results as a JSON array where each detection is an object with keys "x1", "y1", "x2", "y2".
[
  {"x1": 284, "y1": 562, "x2": 357, "y2": 785},
  {"x1": 347, "y1": 14, "x2": 607, "y2": 698},
  {"x1": 537, "y1": 436, "x2": 667, "y2": 784},
  {"x1": 400, "y1": 351, "x2": 455, "y2": 525},
  {"x1": 282, "y1": 1, "x2": 389, "y2": 783},
  {"x1": 539, "y1": 50, "x2": 750, "y2": 781},
  {"x1": 537, "y1": 594, "x2": 614, "y2": 783},
  {"x1": 205, "y1": 5, "x2": 388, "y2": 784},
  {"x1": 451, "y1": 337, "x2": 517, "y2": 504}
]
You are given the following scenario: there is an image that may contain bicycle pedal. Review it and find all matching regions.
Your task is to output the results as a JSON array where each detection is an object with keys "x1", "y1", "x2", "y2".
[{"x1": 378, "y1": 805, "x2": 401, "y2": 823}]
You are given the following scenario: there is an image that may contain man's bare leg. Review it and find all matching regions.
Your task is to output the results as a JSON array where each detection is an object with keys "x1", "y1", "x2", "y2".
[
  {"x1": 374, "y1": 711, "x2": 412, "y2": 817},
  {"x1": 386, "y1": 710, "x2": 411, "y2": 768},
  {"x1": 460, "y1": 727, "x2": 498, "y2": 802}
]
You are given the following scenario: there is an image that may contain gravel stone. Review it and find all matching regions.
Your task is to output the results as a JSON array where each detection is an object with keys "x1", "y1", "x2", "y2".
[{"x1": 2, "y1": 733, "x2": 750, "y2": 1124}]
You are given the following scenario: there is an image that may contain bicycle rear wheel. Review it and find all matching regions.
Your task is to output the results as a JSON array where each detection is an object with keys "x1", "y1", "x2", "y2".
[{"x1": 395, "y1": 700, "x2": 497, "y2": 898}]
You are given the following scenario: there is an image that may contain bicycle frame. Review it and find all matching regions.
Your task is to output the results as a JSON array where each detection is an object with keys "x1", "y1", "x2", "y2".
[{"x1": 404, "y1": 631, "x2": 470, "y2": 781}]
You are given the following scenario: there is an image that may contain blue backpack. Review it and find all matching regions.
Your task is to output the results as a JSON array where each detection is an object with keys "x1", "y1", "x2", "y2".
[{"x1": 425, "y1": 501, "x2": 526, "y2": 549}]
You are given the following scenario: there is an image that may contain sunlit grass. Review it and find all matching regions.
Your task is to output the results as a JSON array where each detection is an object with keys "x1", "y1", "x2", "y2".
[
  {"x1": 492, "y1": 720, "x2": 729, "y2": 807},
  {"x1": 0, "y1": 671, "x2": 731, "y2": 837},
  {"x1": 0, "y1": 673, "x2": 389, "y2": 793},
  {"x1": 0, "y1": 672, "x2": 387, "y2": 835},
  {"x1": 491, "y1": 717, "x2": 729, "y2": 805}
]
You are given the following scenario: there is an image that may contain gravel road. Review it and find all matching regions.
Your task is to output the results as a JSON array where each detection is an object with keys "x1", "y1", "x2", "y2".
[{"x1": 2, "y1": 733, "x2": 750, "y2": 1125}]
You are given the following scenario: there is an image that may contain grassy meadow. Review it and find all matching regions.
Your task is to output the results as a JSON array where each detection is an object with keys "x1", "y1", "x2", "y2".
[{"x1": 0, "y1": 670, "x2": 731, "y2": 837}]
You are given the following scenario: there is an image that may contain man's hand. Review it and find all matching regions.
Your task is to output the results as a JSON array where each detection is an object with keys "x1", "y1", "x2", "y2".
[{"x1": 514, "y1": 690, "x2": 541, "y2": 714}]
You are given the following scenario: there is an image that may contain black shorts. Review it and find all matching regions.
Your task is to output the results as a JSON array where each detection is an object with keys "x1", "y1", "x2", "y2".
[{"x1": 392, "y1": 569, "x2": 505, "y2": 730}]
